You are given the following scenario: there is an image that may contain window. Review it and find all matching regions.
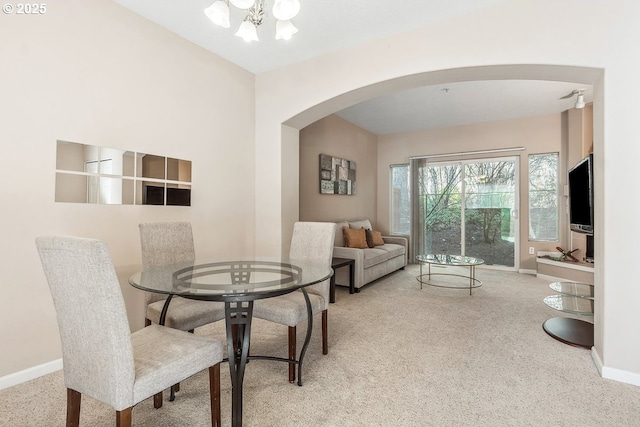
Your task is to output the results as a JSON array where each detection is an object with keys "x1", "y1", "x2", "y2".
[
  {"x1": 529, "y1": 153, "x2": 559, "y2": 241},
  {"x1": 390, "y1": 164, "x2": 410, "y2": 235}
]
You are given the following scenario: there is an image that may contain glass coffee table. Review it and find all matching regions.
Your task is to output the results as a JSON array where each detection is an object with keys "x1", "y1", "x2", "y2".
[{"x1": 416, "y1": 254, "x2": 484, "y2": 295}]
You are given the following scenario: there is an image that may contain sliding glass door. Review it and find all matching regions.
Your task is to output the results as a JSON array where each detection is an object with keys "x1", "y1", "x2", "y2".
[{"x1": 411, "y1": 156, "x2": 518, "y2": 268}]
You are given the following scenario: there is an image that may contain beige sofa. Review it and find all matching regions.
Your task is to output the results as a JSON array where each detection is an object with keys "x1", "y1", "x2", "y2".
[{"x1": 332, "y1": 219, "x2": 408, "y2": 291}]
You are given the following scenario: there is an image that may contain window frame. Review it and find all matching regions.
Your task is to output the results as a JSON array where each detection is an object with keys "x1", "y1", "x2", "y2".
[{"x1": 390, "y1": 163, "x2": 410, "y2": 236}]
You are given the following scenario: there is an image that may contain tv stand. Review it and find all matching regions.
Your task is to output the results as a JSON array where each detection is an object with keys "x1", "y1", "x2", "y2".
[
  {"x1": 536, "y1": 253, "x2": 594, "y2": 283},
  {"x1": 542, "y1": 281, "x2": 594, "y2": 349}
]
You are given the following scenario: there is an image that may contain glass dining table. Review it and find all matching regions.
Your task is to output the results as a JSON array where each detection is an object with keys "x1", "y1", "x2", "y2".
[{"x1": 129, "y1": 258, "x2": 333, "y2": 427}]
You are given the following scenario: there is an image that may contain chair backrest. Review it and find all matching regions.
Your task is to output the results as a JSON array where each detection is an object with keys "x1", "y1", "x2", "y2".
[
  {"x1": 36, "y1": 236, "x2": 135, "y2": 409},
  {"x1": 139, "y1": 222, "x2": 195, "y2": 305},
  {"x1": 289, "y1": 222, "x2": 335, "y2": 304}
]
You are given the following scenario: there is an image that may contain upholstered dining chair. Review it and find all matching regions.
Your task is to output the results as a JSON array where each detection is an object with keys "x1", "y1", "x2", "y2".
[
  {"x1": 252, "y1": 221, "x2": 335, "y2": 383},
  {"x1": 139, "y1": 222, "x2": 226, "y2": 332},
  {"x1": 139, "y1": 222, "x2": 227, "y2": 402},
  {"x1": 35, "y1": 236, "x2": 223, "y2": 427}
]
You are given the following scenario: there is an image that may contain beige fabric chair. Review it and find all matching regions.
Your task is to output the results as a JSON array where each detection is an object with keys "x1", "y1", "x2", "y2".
[
  {"x1": 35, "y1": 236, "x2": 223, "y2": 427},
  {"x1": 139, "y1": 222, "x2": 226, "y2": 331},
  {"x1": 252, "y1": 221, "x2": 335, "y2": 383}
]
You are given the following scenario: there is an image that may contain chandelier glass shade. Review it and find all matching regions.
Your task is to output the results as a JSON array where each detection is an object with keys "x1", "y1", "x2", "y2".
[{"x1": 204, "y1": 0, "x2": 300, "y2": 42}]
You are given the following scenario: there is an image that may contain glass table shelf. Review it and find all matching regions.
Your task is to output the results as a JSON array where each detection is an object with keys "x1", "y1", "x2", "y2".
[
  {"x1": 543, "y1": 294, "x2": 594, "y2": 316},
  {"x1": 549, "y1": 281, "x2": 594, "y2": 299},
  {"x1": 543, "y1": 281, "x2": 594, "y2": 349}
]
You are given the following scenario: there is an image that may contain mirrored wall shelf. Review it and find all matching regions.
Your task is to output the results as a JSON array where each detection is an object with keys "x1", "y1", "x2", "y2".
[{"x1": 55, "y1": 140, "x2": 191, "y2": 206}]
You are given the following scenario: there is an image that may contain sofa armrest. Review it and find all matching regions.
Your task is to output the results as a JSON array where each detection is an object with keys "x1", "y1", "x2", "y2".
[
  {"x1": 382, "y1": 236, "x2": 408, "y2": 248},
  {"x1": 333, "y1": 247, "x2": 365, "y2": 263},
  {"x1": 382, "y1": 236, "x2": 408, "y2": 266}
]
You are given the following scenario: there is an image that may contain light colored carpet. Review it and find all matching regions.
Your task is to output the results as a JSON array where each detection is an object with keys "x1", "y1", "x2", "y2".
[{"x1": 2, "y1": 265, "x2": 638, "y2": 427}]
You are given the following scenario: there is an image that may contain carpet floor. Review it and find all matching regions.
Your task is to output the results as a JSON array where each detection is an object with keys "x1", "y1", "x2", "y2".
[{"x1": 2, "y1": 264, "x2": 638, "y2": 426}]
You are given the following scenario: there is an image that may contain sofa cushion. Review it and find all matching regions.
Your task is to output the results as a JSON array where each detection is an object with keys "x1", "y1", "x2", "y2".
[
  {"x1": 377, "y1": 243, "x2": 405, "y2": 259},
  {"x1": 363, "y1": 248, "x2": 389, "y2": 268},
  {"x1": 342, "y1": 227, "x2": 368, "y2": 249},
  {"x1": 334, "y1": 221, "x2": 349, "y2": 247},
  {"x1": 349, "y1": 219, "x2": 372, "y2": 230}
]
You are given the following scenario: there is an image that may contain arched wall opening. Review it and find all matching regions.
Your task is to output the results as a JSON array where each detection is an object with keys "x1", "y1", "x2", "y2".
[
  {"x1": 277, "y1": 63, "x2": 605, "y2": 377},
  {"x1": 282, "y1": 64, "x2": 603, "y2": 244}
]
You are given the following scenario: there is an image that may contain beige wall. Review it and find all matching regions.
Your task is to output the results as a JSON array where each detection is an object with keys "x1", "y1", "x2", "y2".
[
  {"x1": 4, "y1": 0, "x2": 640, "y2": 390},
  {"x1": 299, "y1": 115, "x2": 378, "y2": 225},
  {"x1": 377, "y1": 113, "x2": 567, "y2": 271},
  {"x1": 255, "y1": 1, "x2": 640, "y2": 385},
  {"x1": 0, "y1": 0, "x2": 255, "y2": 378}
]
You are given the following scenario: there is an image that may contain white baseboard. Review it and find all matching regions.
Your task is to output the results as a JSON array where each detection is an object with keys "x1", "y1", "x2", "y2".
[
  {"x1": 536, "y1": 273, "x2": 567, "y2": 282},
  {"x1": 591, "y1": 347, "x2": 640, "y2": 386},
  {"x1": 519, "y1": 268, "x2": 537, "y2": 275},
  {"x1": 601, "y1": 366, "x2": 640, "y2": 386},
  {"x1": 0, "y1": 359, "x2": 62, "y2": 391}
]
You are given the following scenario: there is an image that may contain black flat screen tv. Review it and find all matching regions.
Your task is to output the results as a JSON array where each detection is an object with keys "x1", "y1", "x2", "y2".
[{"x1": 568, "y1": 154, "x2": 594, "y2": 235}]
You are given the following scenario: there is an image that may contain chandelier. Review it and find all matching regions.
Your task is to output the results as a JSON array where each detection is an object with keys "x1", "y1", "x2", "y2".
[{"x1": 204, "y1": 0, "x2": 301, "y2": 42}]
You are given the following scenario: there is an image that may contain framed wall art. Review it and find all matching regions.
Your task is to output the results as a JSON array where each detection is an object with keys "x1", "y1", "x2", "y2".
[{"x1": 319, "y1": 153, "x2": 356, "y2": 195}]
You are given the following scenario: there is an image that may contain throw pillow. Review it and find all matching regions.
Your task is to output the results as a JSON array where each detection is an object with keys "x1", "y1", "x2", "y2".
[
  {"x1": 365, "y1": 229, "x2": 376, "y2": 248},
  {"x1": 369, "y1": 230, "x2": 385, "y2": 246},
  {"x1": 342, "y1": 226, "x2": 368, "y2": 249}
]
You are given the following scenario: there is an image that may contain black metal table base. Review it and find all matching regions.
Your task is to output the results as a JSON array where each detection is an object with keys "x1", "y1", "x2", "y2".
[
  {"x1": 222, "y1": 288, "x2": 313, "y2": 427},
  {"x1": 157, "y1": 281, "x2": 315, "y2": 427}
]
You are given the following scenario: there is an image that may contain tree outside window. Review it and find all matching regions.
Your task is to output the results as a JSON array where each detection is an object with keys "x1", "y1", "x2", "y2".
[{"x1": 529, "y1": 153, "x2": 559, "y2": 241}]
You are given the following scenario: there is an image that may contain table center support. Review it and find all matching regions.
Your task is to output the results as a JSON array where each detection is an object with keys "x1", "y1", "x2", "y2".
[{"x1": 225, "y1": 301, "x2": 253, "y2": 427}]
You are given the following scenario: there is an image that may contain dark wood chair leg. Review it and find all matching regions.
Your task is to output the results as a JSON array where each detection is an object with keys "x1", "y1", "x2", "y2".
[
  {"x1": 322, "y1": 309, "x2": 328, "y2": 355},
  {"x1": 116, "y1": 407, "x2": 132, "y2": 427},
  {"x1": 153, "y1": 391, "x2": 163, "y2": 409},
  {"x1": 66, "y1": 388, "x2": 81, "y2": 427},
  {"x1": 210, "y1": 364, "x2": 221, "y2": 427},
  {"x1": 288, "y1": 326, "x2": 296, "y2": 383}
]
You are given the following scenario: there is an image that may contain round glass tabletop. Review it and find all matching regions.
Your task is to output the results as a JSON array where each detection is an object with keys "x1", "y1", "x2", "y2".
[
  {"x1": 415, "y1": 253, "x2": 485, "y2": 266},
  {"x1": 129, "y1": 258, "x2": 333, "y2": 302}
]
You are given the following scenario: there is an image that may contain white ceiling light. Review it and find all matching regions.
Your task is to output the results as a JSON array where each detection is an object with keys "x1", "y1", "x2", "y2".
[
  {"x1": 275, "y1": 19, "x2": 298, "y2": 40},
  {"x1": 272, "y1": 0, "x2": 300, "y2": 20},
  {"x1": 230, "y1": 0, "x2": 256, "y2": 9},
  {"x1": 204, "y1": 1, "x2": 230, "y2": 28},
  {"x1": 236, "y1": 20, "x2": 259, "y2": 42},
  {"x1": 205, "y1": 0, "x2": 300, "y2": 42},
  {"x1": 559, "y1": 88, "x2": 587, "y2": 110}
]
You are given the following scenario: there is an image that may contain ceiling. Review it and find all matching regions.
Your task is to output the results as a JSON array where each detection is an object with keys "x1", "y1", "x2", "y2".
[{"x1": 112, "y1": 0, "x2": 592, "y2": 135}]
